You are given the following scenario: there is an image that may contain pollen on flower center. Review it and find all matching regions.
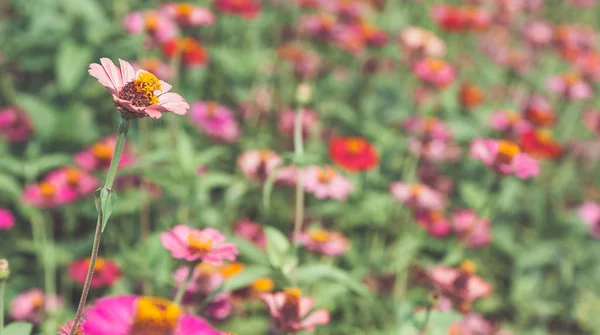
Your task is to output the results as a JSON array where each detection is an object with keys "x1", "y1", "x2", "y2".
[
  {"x1": 317, "y1": 167, "x2": 336, "y2": 184},
  {"x1": 130, "y1": 297, "x2": 181, "y2": 335},
  {"x1": 92, "y1": 143, "x2": 113, "y2": 160},
  {"x1": 118, "y1": 72, "x2": 162, "y2": 108},
  {"x1": 309, "y1": 229, "x2": 331, "y2": 243},
  {"x1": 187, "y1": 234, "x2": 213, "y2": 253},
  {"x1": 252, "y1": 277, "x2": 274, "y2": 292},
  {"x1": 176, "y1": 3, "x2": 194, "y2": 17},
  {"x1": 220, "y1": 262, "x2": 245, "y2": 278},
  {"x1": 426, "y1": 58, "x2": 445, "y2": 72},
  {"x1": 460, "y1": 260, "x2": 477, "y2": 274},
  {"x1": 346, "y1": 138, "x2": 366, "y2": 154},
  {"x1": 66, "y1": 168, "x2": 81, "y2": 185},
  {"x1": 281, "y1": 288, "x2": 302, "y2": 321},
  {"x1": 39, "y1": 182, "x2": 56, "y2": 198},
  {"x1": 497, "y1": 140, "x2": 520, "y2": 164},
  {"x1": 86, "y1": 257, "x2": 106, "y2": 271}
]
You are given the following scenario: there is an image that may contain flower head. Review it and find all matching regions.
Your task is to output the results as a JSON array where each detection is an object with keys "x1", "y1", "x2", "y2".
[
  {"x1": 451, "y1": 210, "x2": 492, "y2": 248},
  {"x1": 189, "y1": 101, "x2": 241, "y2": 143},
  {"x1": 470, "y1": 138, "x2": 540, "y2": 179},
  {"x1": 122, "y1": 11, "x2": 178, "y2": 43},
  {"x1": 519, "y1": 130, "x2": 563, "y2": 160},
  {"x1": 278, "y1": 108, "x2": 319, "y2": 138},
  {"x1": 578, "y1": 202, "x2": 600, "y2": 238},
  {"x1": 162, "y1": 38, "x2": 209, "y2": 67},
  {"x1": 298, "y1": 228, "x2": 350, "y2": 256},
  {"x1": 0, "y1": 106, "x2": 33, "y2": 143},
  {"x1": 215, "y1": 0, "x2": 261, "y2": 19},
  {"x1": 233, "y1": 219, "x2": 267, "y2": 249},
  {"x1": 415, "y1": 210, "x2": 452, "y2": 238},
  {"x1": 547, "y1": 72, "x2": 593, "y2": 101},
  {"x1": 68, "y1": 257, "x2": 122, "y2": 288},
  {"x1": 489, "y1": 110, "x2": 532, "y2": 137},
  {"x1": 459, "y1": 82, "x2": 484, "y2": 109},
  {"x1": 22, "y1": 180, "x2": 78, "y2": 209},
  {"x1": 390, "y1": 182, "x2": 444, "y2": 210},
  {"x1": 238, "y1": 149, "x2": 283, "y2": 181},
  {"x1": 161, "y1": 225, "x2": 238, "y2": 265},
  {"x1": 74, "y1": 135, "x2": 137, "y2": 171},
  {"x1": 0, "y1": 208, "x2": 15, "y2": 230},
  {"x1": 521, "y1": 95, "x2": 555, "y2": 127},
  {"x1": 400, "y1": 27, "x2": 446, "y2": 58},
  {"x1": 160, "y1": 3, "x2": 215, "y2": 26},
  {"x1": 261, "y1": 288, "x2": 330, "y2": 332},
  {"x1": 133, "y1": 58, "x2": 173, "y2": 81},
  {"x1": 329, "y1": 137, "x2": 378, "y2": 172},
  {"x1": 10, "y1": 289, "x2": 62, "y2": 324},
  {"x1": 426, "y1": 262, "x2": 493, "y2": 311},
  {"x1": 413, "y1": 57, "x2": 456, "y2": 88},
  {"x1": 173, "y1": 264, "x2": 224, "y2": 303},
  {"x1": 46, "y1": 167, "x2": 100, "y2": 198},
  {"x1": 58, "y1": 321, "x2": 85, "y2": 335},
  {"x1": 303, "y1": 166, "x2": 354, "y2": 201},
  {"x1": 89, "y1": 58, "x2": 189, "y2": 119}
]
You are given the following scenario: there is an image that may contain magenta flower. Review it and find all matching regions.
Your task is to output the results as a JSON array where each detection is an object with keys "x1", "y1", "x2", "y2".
[
  {"x1": 448, "y1": 312, "x2": 493, "y2": 335},
  {"x1": 414, "y1": 210, "x2": 452, "y2": 238},
  {"x1": 412, "y1": 57, "x2": 456, "y2": 88},
  {"x1": 390, "y1": 182, "x2": 444, "y2": 210},
  {"x1": 489, "y1": 110, "x2": 532, "y2": 136},
  {"x1": 81, "y1": 295, "x2": 220, "y2": 335},
  {"x1": 237, "y1": 149, "x2": 283, "y2": 181},
  {"x1": 578, "y1": 202, "x2": 600, "y2": 238},
  {"x1": 89, "y1": 58, "x2": 189, "y2": 119},
  {"x1": 203, "y1": 292, "x2": 233, "y2": 320},
  {"x1": 278, "y1": 108, "x2": 319, "y2": 138},
  {"x1": 522, "y1": 20, "x2": 553, "y2": 47},
  {"x1": 160, "y1": 225, "x2": 238, "y2": 265},
  {"x1": 0, "y1": 106, "x2": 33, "y2": 143},
  {"x1": 122, "y1": 11, "x2": 178, "y2": 43},
  {"x1": 10, "y1": 289, "x2": 62, "y2": 324},
  {"x1": 261, "y1": 288, "x2": 330, "y2": 333},
  {"x1": 470, "y1": 138, "x2": 539, "y2": 179},
  {"x1": 74, "y1": 135, "x2": 137, "y2": 171},
  {"x1": 0, "y1": 208, "x2": 15, "y2": 230},
  {"x1": 22, "y1": 181, "x2": 78, "y2": 209},
  {"x1": 233, "y1": 219, "x2": 267, "y2": 249},
  {"x1": 303, "y1": 166, "x2": 354, "y2": 201},
  {"x1": 46, "y1": 167, "x2": 100, "y2": 198},
  {"x1": 426, "y1": 262, "x2": 493, "y2": 309},
  {"x1": 547, "y1": 72, "x2": 593, "y2": 101},
  {"x1": 298, "y1": 228, "x2": 350, "y2": 256},
  {"x1": 451, "y1": 209, "x2": 492, "y2": 248},
  {"x1": 189, "y1": 101, "x2": 241, "y2": 143},
  {"x1": 160, "y1": 3, "x2": 215, "y2": 26}
]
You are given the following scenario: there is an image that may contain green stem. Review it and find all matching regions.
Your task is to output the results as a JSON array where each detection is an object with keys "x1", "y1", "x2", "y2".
[
  {"x1": 0, "y1": 281, "x2": 5, "y2": 332},
  {"x1": 293, "y1": 107, "x2": 305, "y2": 245},
  {"x1": 173, "y1": 266, "x2": 193, "y2": 305},
  {"x1": 419, "y1": 305, "x2": 433, "y2": 334},
  {"x1": 70, "y1": 118, "x2": 130, "y2": 335}
]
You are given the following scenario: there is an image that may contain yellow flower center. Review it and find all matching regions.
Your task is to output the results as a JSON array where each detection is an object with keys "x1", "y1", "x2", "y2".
[
  {"x1": 252, "y1": 277, "x2": 274, "y2": 292},
  {"x1": 206, "y1": 101, "x2": 220, "y2": 118},
  {"x1": 31, "y1": 294, "x2": 45, "y2": 309},
  {"x1": 220, "y1": 262, "x2": 245, "y2": 279},
  {"x1": 506, "y1": 111, "x2": 520, "y2": 125},
  {"x1": 66, "y1": 168, "x2": 81, "y2": 185},
  {"x1": 426, "y1": 58, "x2": 445, "y2": 72},
  {"x1": 497, "y1": 140, "x2": 520, "y2": 164},
  {"x1": 410, "y1": 184, "x2": 424, "y2": 197},
  {"x1": 118, "y1": 72, "x2": 162, "y2": 107},
  {"x1": 85, "y1": 257, "x2": 106, "y2": 271},
  {"x1": 176, "y1": 3, "x2": 194, "y2": 17},
  {"x1": 144, "y1": 13, "x2": 159, "y2": 31},
  {"x1": 39, "y1": 182, "x2": 56, "y2": 199},
  {"x1": 460, "y1": 260, "x2": 477, "y2": 275},
  {"x1": 563, "y1": 72, "x2": 581, "y2": 86},
  {"x1": 345, "y1": 138, "x2": 366, "y2": 154},
  {"x1": 317, "y1": 167, "x2": 336, "y2": 184},
  {"x1": 259, "y1": 149, "x2": 275, "y2": 161},
  {"x1": 282, "y1": 288, "x2": 302, "y2": 321},
  {"x1": 92, "y1": 143, "x2": 113, "y2": 160},
  {"x1": 131, "y1": 297, "x2": 181, "y2": 335},
  {"x1": 309, "y1": 229, "x2": 331, "y2": 243},
  {"x1": 195, "y1": 263, "x2": 217, "y2": 275},
  {"x1": 187, "y1": 234, "x2": 213, "y2": 253}
]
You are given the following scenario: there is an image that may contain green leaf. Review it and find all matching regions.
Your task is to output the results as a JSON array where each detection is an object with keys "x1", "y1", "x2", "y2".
[
  {"x1": 2, "y1": 322, "x2": 33, "y2": 335},
  {"x1": 14, "y1": 94, "x2": 57, "y2": 139},
  {"x1": 222, "y1": 265, "x2": 272, "y2": 291},
  {"x1": 229, "y1": 236, "x2": 269, "y2": 266},
  {"x1": 296, "y1": 264, "x2": 370, "y2": 297},
  {"x1": 262, "y1": 165, "x2": 282, "y2": 211},
  {"x1": 33, "y1": 153, "x2": 72, "y2": 175},
  {"x1": 95, "y1": 187, "x2": 117, "y2": 232},
  {"x1": 459, "y1": 181, "x2": 487, "y2": 209},
  {"x1": 0, "y1": 173, "x2": 22, "y2": 200},
  {"x1": 264, "y1": 226, "x2": 291, "y2": 268},
  {"x1": 56, "y1": 39, "x2": 92, "y2": 93},
  {"x1": 177, "y1": 132, "x2": 196, "y2": 174}
]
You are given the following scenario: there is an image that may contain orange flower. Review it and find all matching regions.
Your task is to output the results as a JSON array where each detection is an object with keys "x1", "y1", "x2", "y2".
[{"x1": 459, "y1": 82, "x2": 484, "y2": 109}]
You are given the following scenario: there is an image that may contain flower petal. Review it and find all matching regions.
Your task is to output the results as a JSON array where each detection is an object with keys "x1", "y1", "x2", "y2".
[
  {"x1": 119, "y1": 59, "x2": 136, "y2": 84},
  {"x1": 99, "y1": 58, "x2": 124, "y2": 91}
]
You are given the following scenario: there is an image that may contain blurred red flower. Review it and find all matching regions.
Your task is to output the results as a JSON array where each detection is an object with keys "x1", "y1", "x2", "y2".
[
  {"x1": 215, "y1": 0, "x2": 260, "y2": 19},
  {"x1": 519, "y1": 130, "x2": 563, "y2": 160},
  {"x1": 329, "y1": 137, "x2": 379, "y2": 172},
  {"x1": 162, "y1": 38, "x2": 209, "y2": 67}
]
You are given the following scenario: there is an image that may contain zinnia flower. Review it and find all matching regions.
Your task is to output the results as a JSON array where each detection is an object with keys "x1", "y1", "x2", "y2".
[
  {"x1": 81, "y1": 295, "x2": 220, "y2": 335},
  {"x1": 448, "y1": 313, "x2": 493, "y2": 335},
  {"x1": 412, "y1": 57, "x2": 456, "y2": 88},
  {"x1": 489, "y1": 110, "x2": 532, "y2": 137},
  {"x1": 46, "y1": 167, "x2": 100, "y2": 198},
  {"x1": 451, "y1": 209, "x2": 492, "y2": 248},
  {"x1": 189, "y1": 101, "x2": 241, "y2": 143},
  {"x1": 74, "y1": 135, "x2": 137, "y2": 171},
  {"x1": 298, "y1": 228, "x2": 350, "y2": 256},
  {"x1": 390, "y1": 182, "x2": 444, "y2": 210},
  {"x1": 133, "y1": 58, "x2": 173, "y2": 81},
  {"x1": 10, "y1": 289, "x2": 62, "y2": 324},
  {"x1": 22, "y1": 180, "x2": 78, "y2": 209},
  {"x1": 329, "y1": 137, "x2": 379, "y2": 172},
  {"x1": 277, "y1": 108, "x2": 319, "y2": 138},
  {"x1": 122, "y1": 11, "x2": 178, "y2": 43},
  {"x1": 519, "y1": 130, "x2": 563, "y2": 160},
  {"x1": 68, "y1": 257, "x2": 122, "y2": 288},
  {"x1": 521, "y1": 95, "x2": 555, "y2": 127},
  {"x1": 470, "y1": 138, "x2": 540, "y2": 179},
  {"x1": 215, "y1": 0, "x2": 261, "y2": 19},
  {"x1": 237, "y1": 149, "x2": 283, "y2": 181},
  {"x1": 58, "y1": 321, "x2": 83, "y2": 335},
  {"x1": 161, "y1": 38, "x2": 209, "y2": 67},
  {"x1": 174, "y1": 264, "x2": 224, "y2": 298},
  {"x1": 160, "y1": 225, "x2": 238, "y2": 265},
  {"x1": 233, "y1": 219, "x2": 267, "y2": 249},
  {"x1": 89, "y1": 58, "x2": 189, "y2": 119},
  {"x1": 160, "y1": 3, "x2": 215, "y2": 26},
  {"x1": 0, "y1": 208, "x2": 15, "y2": 230},
  {"x1": 303, "y1": 166, "x2": 354, "y2": 200},
  {"x1": 547, "y1": 72, "x2": 593, "y2": 101},
  {"x1": 400, "y1": 27, "x2": 446, "y2": 58},
  {"x1": 261, "y1": 288, "x2": 330, "y2": 332},
  {"x1": 459, "y1": 82, "x2": 484, "y2": 109},
  {"x1": 578, "y1": 202, "x2": 600, "y2": 238},
  {"x1": 0, "y1": 106, "x2": 33, "y2": 143},
  {"x1": 415, "y1": 210, "x2": 452, "y2": 238}
]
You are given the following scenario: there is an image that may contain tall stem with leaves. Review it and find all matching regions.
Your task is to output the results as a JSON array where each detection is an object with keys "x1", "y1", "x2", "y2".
[{"x1": 69, "y1": 118, "x2": 131, "y2": 335}]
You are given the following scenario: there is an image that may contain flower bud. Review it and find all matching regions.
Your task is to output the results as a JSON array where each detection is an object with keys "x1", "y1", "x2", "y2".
[
  {"x1": 296, "y1": 83, "x2": 312, "y2": 106},
  {"x1": 0, "y1": 259, "x2": 9, "y2": 281}
]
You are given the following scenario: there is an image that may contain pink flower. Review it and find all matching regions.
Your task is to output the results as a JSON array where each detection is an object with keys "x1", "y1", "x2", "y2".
[
  {"x1": 413, "y1": 57, "x2": 456, "y2": 88},
  {"x1": 426, "y1": 262, "x2": 493, "y2": 308},
  {"x1": 451, "y1": 209, "x2": 492, "y2": 248},
  {"x1": 237, "y1": 149, "x2": 283, "y2": 181},
  {"x1": 203, "y1": 292, "x2": 233, "y2": 320},
  {"x1": 261, "y1": 288, "x2": 330, "y2": 332},
  {"x1": 22, "y1": 180, "x2": 78, "y2": 209},
  {"x1": 0, "y1": 208, "x2": 15, "y2": 230},
  {"x1": 408, "y1": 138, "x2": 461, "y2": 162},
  {"x1": 277, "y1": 108, "x2": 319, "y2": 138},
  {"x1": 390, "y1": 182, "x2": 444, "y2": 210},
  {"x1": 173, "y1": 264, "x2": 224, "y2": 297},
  {"x1": 0, "y1": 106, "x2": 33, "y2": 142},
  {"x1": 188, "y1": 101, "x2": 241, "y2": 143},
  {"x1": 58, "y1": 321, "x2": 82, "y2": 335},
  {"x1": 489, "y1": 110, "x2": 532, "y2": 136},
  {"x1": 160, "y1": 3, "x2": 215, "y2": 26},
  {"x1": 82, "y1": 295, "x2": 220, "y2": 335},
  {"x1": 583, "y1": 108, "x2": 600, "y2": 135},
  {"x1": 578, "y1": 202, "x2": 600, "y2": 238},
  {"x1": 68, "y1": 257, "x2": 122, "y2": 288},
  {"x1": 275, "y1": 165, "x2": 299, "y2": 187},
  {"x1": 547, "y1": 72, "x2": 593, "y2": 101},
  {"x1": 470, "y1": 138, "x2": 540, "y2": 179},
  {"x1": 74, "y1": 135, "x2": 137, "y2": 171},
  {"x1": 298, "y1": 228, "x2": 350, "y2": 256},
  {"x1": 46, "y1": 167, "x2": 100, "y2": 198},
  {"x1": 10, "y1": 289, "x2": 62, "y2": 324},
  {"x1": 89, "y1": 58, "x2": 189, "y2": 119},
  {"x1": 233, "y1": 219, "x2": 267, "y2": 249},
  {"x1": 160, "y1": 225, "x2": 238, "y2": 265},
  {"x1": 403, "y1": 116, "x2": 453, "y2": 141},
  {"x1": 522, "y1": 20, "x2": 553, "y2": 47},
  {"x1": 414, "y1": 210, "x2": 452, "y2": 238},
  {"x1": 122, "y1": 11, "x2": 178, "y2": 43},
  {"x1": 303, "y1": 166, "x2": 354, "y2": 200},
  {"x1": 400, "y1": 27, "x2": 446, "y2": 57},
  {"x1": 448, "y1": 312, "x2": 493, "y2": 335}
]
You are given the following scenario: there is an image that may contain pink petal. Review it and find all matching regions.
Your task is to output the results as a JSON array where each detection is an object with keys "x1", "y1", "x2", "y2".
[
  {"x1": 301, "y1": 309, "x2": 330, "y2": 331},
  {"x1": 119, "y1": 59, "x2": 135, "y2": 84},
  {"x1": 88, "y1": 63, "x2": 118, "y2": 95},
  {"x1": 100, "y1": 58, "x2": 124, "y2": 91}
]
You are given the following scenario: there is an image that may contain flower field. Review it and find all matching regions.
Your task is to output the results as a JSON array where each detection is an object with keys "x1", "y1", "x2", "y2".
[{"x1": 1, "y1": 0, "x2": 600, "y2": 334}]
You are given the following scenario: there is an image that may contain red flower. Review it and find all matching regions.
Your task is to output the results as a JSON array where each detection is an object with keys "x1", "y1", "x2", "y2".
[
  {"x1": 519, "y1": 130, "x2": 562, "y2": 160},
  {"x1": 522, "y1": 96, "x2": 555, "y2": 127},
  {"x1": 459, "y1": 82, "x2": 484, "y2": 109},
  {"x1": 329, "y1": 137, "x2": 379, "y2": 172},
  {"x1": 215, "y1": 0, "x2": 260, "y2": 19},
  {"x1": 161, "y1": 38, "x2": 209, "y2": 67},
  {"x1": 68, "y1": 257, "x2": 122, "y2": 288}
]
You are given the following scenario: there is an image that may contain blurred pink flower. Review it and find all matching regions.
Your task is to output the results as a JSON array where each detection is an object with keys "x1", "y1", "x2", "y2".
[
  {"x1": 0, "y1": 106, "x2": 33, "y2": 143},
  {"x1": 448, "y1": 312, "x2": 493, "y2": 335},
  {"x1": 451, "y1": 209, "x2": 492, "y2": 248},
  {"x1": 89, "y1": 58, "x2": 189, "y2": 119},
  {"x1": 331, "y1": 24, "x2": 365, "y2": 54},
  {"x1": 522, "y1": 20, "x2": 553, "y2": 47},
  {"x1": 122, "y1": 11, "x2": 178, "y2": 43},
  {"x1": 547, "y1": 72, "x2": 593, "y2": 101},
  {"x1": 521, "y1": 95, "x2": 555, "y2": 127},
  {"x1": 426, "y1": 262, "x2": 493, "y2": 308},
  {"x1": 160, "y1": 225, "x2": 238, "y2": 265},
  {"x1": 299, "y1": 14, "x2": 337, "y2": 40},
  {"x1": 390, "y1": 182, "x2": 444, "y2": 210},
  {"x1": 303, "y1": 166, "x2": 354, "y2": 200},
  {"x1": 408, "y1": 138, "x2": 462, "y2": 162},
  {"x1": 237, "y1": 149, "x2": 283, "y2": 181},
  {"x1": 233, "y1": 219, "x2": 267, "y2": 249},
  {"x1": 261, "y1": 288, "x2": 330, "y2": 332},
  {"x1": 298, "y1": 228, "x2": 350, "y2": 256},
  {"x1": 46, "y1": 167, "x2": 100, "y2": 198},
  {"x1": 400, "y1": 27, "x2": 446, "y2": 58},
  {"x1": 0, "y1": 208, "x2": 15, "y2": 230},
  {"x1": 403, "y1": 116, "x2": 453, "y2": 141},
  {"x1": 203, "y1": 292, "x2": 233, "y2": 320},
  {"x1": 583, "y1": 108, "x2": 600, "y2": 135},
  {"x1": 489, "y1": 110, "x2": 532, "y2": 136},
  {"x1": 415, "y1": 210, "x2": 452, "y2": 238},
  {"x1": 470, "y1": 138, "x2": 539, "y2": 179},
  {"x1": 275, "y1": 165, "x2": 299, "y2": 187},
  {"x1": 578, "y1": 202, "x2": 600, "y2": 238},
  {"x1": 173, "y1": 264, "x2": 224, "y2": 297},
  {"x1": 278, "y1": 108, "x2": 319, "y2": 138},
  {"x1": 189, "y1": 101, "x2": 241, "y2": 143},
  {"x1": 160, "y1": 3, "x2": 215, "y2": 26},
  {"x1": 58, "y1": 321, "x2": 82, "y2": 335},
  {"x1": 575, "y1": 52, "x2": 600, "y2": 82},
  {"x1": 10, "y1": 289, "x2": 62, "y2": 324},
  {"x1": 132, "y1": 58, "x2": 173, "y2": 81},
  {"x1": 413, "y1": 57, "x2": 456, "y2": 88},
  {"x1": 22, "y1": 180, "x2": 78, "y2": 209},
  {"x1": 82, "y1": 295, "x2": 220, "y2": 335},
  {"x1": 74, "y1": 135, "x2": 137, "y2": 171}
]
